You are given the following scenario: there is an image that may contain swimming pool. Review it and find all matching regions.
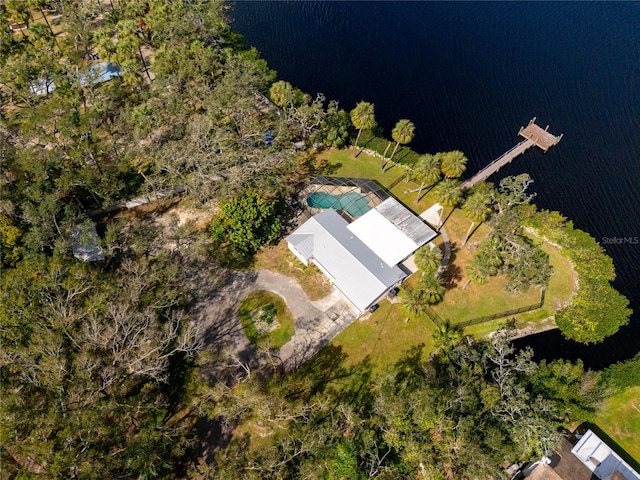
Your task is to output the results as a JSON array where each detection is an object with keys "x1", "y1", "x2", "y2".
[{"x1": 306, "y1": 191, "x2": 372, "y2": 217}]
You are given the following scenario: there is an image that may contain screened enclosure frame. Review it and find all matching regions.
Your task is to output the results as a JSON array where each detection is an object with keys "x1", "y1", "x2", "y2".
[{"x1": 298, "y1": 176, "x2": 390, "y2": 219}]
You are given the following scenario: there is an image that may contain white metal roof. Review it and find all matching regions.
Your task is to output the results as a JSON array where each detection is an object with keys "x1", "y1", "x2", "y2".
[
  {"x1": 286, "y1": 210, "x2": 405, "y2": 312},
  {"x1": 287, "y1": 233, "x2": 314, "y2": 261},
  {"x1": 375, "y1": 198, "x2": 437, "y2": 244},
  {"x1": 347, "y1": 208, "x2": 418, "y2": 267},
  {"x1": 347, "y1": 198, "x2": 437, "y2": 267},
  {"x1": 571, "y1": 430, "x2": 640, "y2": 480}
]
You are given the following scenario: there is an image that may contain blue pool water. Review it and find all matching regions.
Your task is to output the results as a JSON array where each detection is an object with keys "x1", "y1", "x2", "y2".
[{"x1": 306, "y1": 192, "x2": 372, "y2": 217}]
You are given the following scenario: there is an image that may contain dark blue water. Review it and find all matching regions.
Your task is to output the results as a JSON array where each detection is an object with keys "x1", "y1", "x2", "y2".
[{"x1": 231, "y1": 1, "x2": 640, "y2": 369}]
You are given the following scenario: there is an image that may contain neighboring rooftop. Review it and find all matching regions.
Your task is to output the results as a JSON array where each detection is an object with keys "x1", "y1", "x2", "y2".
[
  {"x1": 28, "y1": 62, "x2": 122, "y2": 96},
  {"x1": 528, "y1": 433, "x2": 640, "y2": 480},
  {"x1": 70, "y1": 221, "x2": 104, "y2": 262},
  {"x1": 526, "y1": 464, "x2": 564, "y2": 480},
  {"x1": 571, "y1": 430, "x2": 640, "y2": 480},
  {"x1": 79, "y1": 62, "x2": 122, "y2": 87}
]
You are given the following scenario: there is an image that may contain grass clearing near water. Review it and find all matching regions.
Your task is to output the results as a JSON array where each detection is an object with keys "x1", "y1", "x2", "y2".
[
  {"x1": 593, "y1": 386, "x2": 640, "y2": 467},
  {"x1": 596, "y1": 387, "x2": 640, "y2": 457},
  {"x1": 239, "y1": 290, "x2": 295, "y2": 350},
  {"x1": 323, "y1": 147, "x2": 577, "y2": 331},
  {"x1": 328, "y1": 298, "x2": 437, "y2": 375}
]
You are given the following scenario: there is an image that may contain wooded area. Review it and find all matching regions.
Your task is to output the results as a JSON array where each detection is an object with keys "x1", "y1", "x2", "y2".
[{"x1": 0, "y1": 1, "x2": 634, "y2": 478}]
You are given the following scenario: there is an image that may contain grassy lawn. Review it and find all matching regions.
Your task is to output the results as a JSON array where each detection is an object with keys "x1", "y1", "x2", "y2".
[
  {"x1": 431, "y1": 238, "x2": 575, "y2": 326},
  {"x1": 324, "y1": 147, "x2": 577, "y2": 332},
  {"x1": 254, "y1": 240, "x2": 333, "y2": 301},
  {"x1": 238, "y1": 290, "x2": 295, "y2": 350},
  {"x1": 328, "y1": 297, "x2": 437, "y2": 375},
  {"x1": 593, "y1": 386, "x2": 640, "y2": 466}
]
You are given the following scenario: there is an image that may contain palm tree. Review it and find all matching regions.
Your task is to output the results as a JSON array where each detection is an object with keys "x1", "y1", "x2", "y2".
[
  {"x1": 387, "y1": 118, "x2": 415, "y2": 164},
  {"x1": 411, "y1": 154, "x2": 442, "y2": 201},
  {"x1": 402, "y1": 287, "x2": 426, "y2": 318},
  {"x1": 417, "y1": 274, "x2": 445, "y2": 304},
  {"x1": 439, "y1": 150, "x2": 468, "y2": 178},
  {"x1": 476, "y1": 236, "x2": 504, "y2": 274},
  {"x1": 466, "y1": 256, "x2": 492, "y2": 285},
  {"x1": 269, "y1": 80, "x2": 294, "y2": 108},
  {"x1": 414, "y1": 244, "x2": 442, "y2": 274},
  {"x1": 462, "y1": 185, "x2": 493, "y2": 245},
  {"x1": 349, "y1": 101, "x2": 376, "y2": 147},
  {"x1": 432, "y1": 320, "x2": 463, "y2": 356},
  {"x1": 433, "y1": 179, "x2": 463, "y2": 207}
]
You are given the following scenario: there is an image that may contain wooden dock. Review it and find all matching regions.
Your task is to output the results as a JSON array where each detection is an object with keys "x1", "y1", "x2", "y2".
[{"x1": 460, "y1": 118, "x2": 562, "y2": 191}]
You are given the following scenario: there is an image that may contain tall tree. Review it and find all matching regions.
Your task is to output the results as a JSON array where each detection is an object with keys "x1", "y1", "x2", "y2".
[
  {"x1": 388, "y1": 118, "x2": 415, "y2": 164},
  {"x1": 417, "y1": 273, "x2": 445, "y2": 304},
  {"x1": 462, "y1": 183, "x2": 493, "y2": 245},
  {"x1": 439, "y1": 150, "x2": 468, "y2": 178},
  {"x1": 414, "y1": 244, "x2": 442, "y2": 274},
  {"x1": 402, "y1": 287, "x2": 427, "y2": 318},
  {"x1": 349, "y1": 101, "x2": 376, "y2": 148},
  {"x1": 476, "y1": 236, "x2": 505, "y2": 272},
  {"x1": 432, "y1": 320, "x2": 464, "y2": 358},
  {"x1": 410, "y1": 153, "x2": 442, "y2": 201},
  {"x1": 466, "y1": 255, "x2": 492, "y2": 284},
  {"x1": 433, "y1": 179, "x2": 463, "y2": 207},
  {"x1": 210, "y1": 190, "x2": 283, "y2": 260},
  {"x1": 269, "y1": 80, "x2": 295, "y2": 108}
]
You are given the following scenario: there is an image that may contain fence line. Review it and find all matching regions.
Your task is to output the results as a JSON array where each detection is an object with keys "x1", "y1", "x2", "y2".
[
  {"x1": 423, "y1": 306, "x2": 445, "y2": 328},
  {"x1": 424, "y1": 288, "x2": 546, "y2": 329}
]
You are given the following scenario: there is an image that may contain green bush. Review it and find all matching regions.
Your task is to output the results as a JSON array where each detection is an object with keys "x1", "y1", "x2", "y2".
[
  {"x1": 600, "y1": 353, "x2": 640, "y2": 392},
  {"x1": 210, "y1": 190, "x2": 284, "y2": 259},
  {"x1": 526, "y1": 209, "x2": 632, "y2": 344}
]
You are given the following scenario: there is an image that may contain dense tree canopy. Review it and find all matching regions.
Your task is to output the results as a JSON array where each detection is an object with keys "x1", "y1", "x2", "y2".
[
  {"x1": 207, "y1": 330, "x2": 601, "y2": 479},
  {"x1": 1, "y1": 1, "x2": 633, "y2": 477}
]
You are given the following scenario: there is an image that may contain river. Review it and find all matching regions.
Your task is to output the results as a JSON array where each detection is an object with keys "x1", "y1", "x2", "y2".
[{"x1": 231, "y1": 1, "x2": 640, "y2": 369}]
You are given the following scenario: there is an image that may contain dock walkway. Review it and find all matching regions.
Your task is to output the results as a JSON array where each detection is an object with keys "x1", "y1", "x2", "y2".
[{"x1": 460, "y1": 118, "x2": 562, "y2": 191}]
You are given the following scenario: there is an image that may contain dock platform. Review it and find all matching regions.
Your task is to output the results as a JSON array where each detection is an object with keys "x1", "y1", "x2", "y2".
[{"x1": 460, "y1": 118, "x2": 562, "y2": 191}]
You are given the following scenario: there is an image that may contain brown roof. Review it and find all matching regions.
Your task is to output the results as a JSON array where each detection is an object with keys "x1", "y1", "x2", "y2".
[
  {"x1": 551, "y1": 437, "x2": 595, "y2": 480},
  {"x1": 527, "y1": 464, "x2": 565, "y2": 480}
]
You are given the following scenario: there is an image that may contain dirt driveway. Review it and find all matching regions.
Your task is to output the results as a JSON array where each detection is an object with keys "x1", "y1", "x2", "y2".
[{"x1": 189, "y1": 268, "x2": 358, "y2": 378}]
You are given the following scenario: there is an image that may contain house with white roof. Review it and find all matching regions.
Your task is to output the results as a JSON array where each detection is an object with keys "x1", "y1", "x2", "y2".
[
  {"x1": 571, "y1": 430, "x2": 640, "y2": 480},
  {"x1": 287, "y1": 196, "x2": 437, "y2": 314},
  {"x1": 523, "y1": 429, "x2": 640, "y2": 480}
]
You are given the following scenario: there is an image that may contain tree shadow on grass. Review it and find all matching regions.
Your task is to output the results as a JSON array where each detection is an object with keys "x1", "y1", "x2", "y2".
[
  {"x1": 324, "y1": 161, "x2": 343, "y2": 174},
  {"x1": 441, "y1": 264, "x2": 463, "y2": 290},
  {"x1": 289, "y1": 345, "x2": 373, "y2": 405},
  {"x1": 440, "y1": 248, "x2": 463, "y2": 289},
  {"x1": 392, "y1": 343, "x2": 427, "y2": 389}
]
